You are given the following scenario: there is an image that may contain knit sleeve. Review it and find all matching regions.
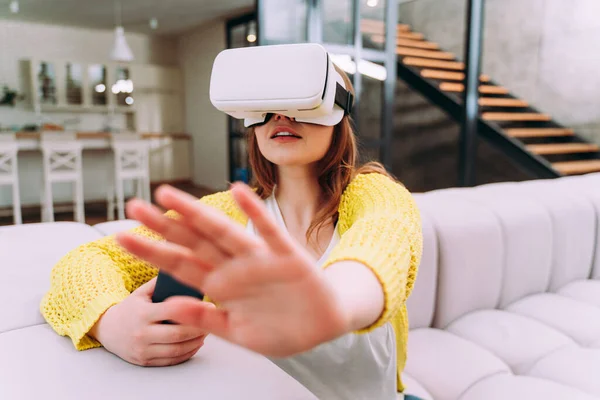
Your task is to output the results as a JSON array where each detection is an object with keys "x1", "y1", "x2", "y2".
[
  {"x1": 39, "y1": 190, "x2": 245, "y2": 351},
  {"x1": 321, "y1": 173, "x2": 423, "y2": 333}
]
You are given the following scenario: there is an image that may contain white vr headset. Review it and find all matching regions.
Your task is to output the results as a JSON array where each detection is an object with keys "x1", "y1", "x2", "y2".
[{"x1": 209, "y1": 43, "x2": 354, "y2": 128}]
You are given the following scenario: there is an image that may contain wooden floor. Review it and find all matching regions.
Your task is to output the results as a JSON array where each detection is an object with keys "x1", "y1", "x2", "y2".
[{"x1": 0, "y1": 182, "x2": 215, "y2": 227}]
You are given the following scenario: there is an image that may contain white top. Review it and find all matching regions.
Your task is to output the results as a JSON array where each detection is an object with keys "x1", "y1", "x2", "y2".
[{"x1": 245, "y1": 193, "x2": 397, "y2": 400}]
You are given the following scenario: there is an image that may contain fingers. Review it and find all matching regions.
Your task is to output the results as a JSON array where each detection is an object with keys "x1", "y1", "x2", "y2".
[
  {"x1": 145, "y1": 323, "x2": 206, "y2": 344},
  {"x1": 154, "y1": 185, "x2": 261, "y2": 256},
  {"x1": 146, "y1": 335, "x2": 206, "y2": 360},
  {"x1": 141, "y1": 345, "x2": 203, "y2": 367},
  {"x1": 149, "y1": 297, "x2": 215, "y2": 325},
  {"x1": 161, "y1": 296, "x2": 229, "y2": 339},
  {"x1": 125, "y1": 198, "x2": 229, "y2": 267},
  {"x1": 116, "y1": 232, "x2": 209, "y2": 292},
  {"x1": 231, "y1": 183, "x2": 294, "y2": 253},
  {"x1": 132, "y1": 277, "x2": 158, "y2": 297}
]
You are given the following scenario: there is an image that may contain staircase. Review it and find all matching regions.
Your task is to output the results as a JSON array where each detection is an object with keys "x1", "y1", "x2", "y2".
[{"x1": 361, "y1": 20, "x2": 600, "y2": 177}]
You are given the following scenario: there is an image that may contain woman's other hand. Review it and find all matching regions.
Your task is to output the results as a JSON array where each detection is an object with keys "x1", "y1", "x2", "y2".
[{"x1": 89, "y1": 277, "x2": 209, "y2": 366}]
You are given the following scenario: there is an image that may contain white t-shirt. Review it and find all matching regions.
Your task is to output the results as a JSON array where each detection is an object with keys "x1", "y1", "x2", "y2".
[{"x1": 245, "y1": 193, "x2": 397, "y2": 400}]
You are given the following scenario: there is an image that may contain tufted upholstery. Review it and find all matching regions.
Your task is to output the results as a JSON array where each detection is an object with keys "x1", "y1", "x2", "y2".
[{"x1": 403, "y1": 173, "x2": 600, "y2": 399}]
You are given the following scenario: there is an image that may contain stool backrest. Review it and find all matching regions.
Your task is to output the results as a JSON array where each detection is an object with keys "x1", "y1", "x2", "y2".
[
  {"x1": 0, "y1": 133, "x2": 18, "y2": 179},
  {"x1": 110, "y1": 133, "x2": 149, "y2": 175},
  {"x1": 40, "y1": 131, "x2": 83, "y2": 174}
]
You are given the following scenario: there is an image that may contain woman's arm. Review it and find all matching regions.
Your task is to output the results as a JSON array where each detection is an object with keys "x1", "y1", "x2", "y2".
[
  {"x1": 322, "y1": 260, "x2": 385, "y2": 332},
  {"x1": 40, "y1": 191, "x2": 245, "y2": 350},
  {"x1": 321, "y1": 173, "x2": 423, "y2": 332}
]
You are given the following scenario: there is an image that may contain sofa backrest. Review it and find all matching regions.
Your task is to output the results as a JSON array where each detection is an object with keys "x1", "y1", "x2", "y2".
[
  {"x1": 465, "y1": 182, "x2": 554, "y2": 308},
  {"x1": 406, "y1": 173, "x2": 600, "y2": 330},
  {"x1": 556, "y1": 173, "x2": 600, "y2": 280},
  {"x1": 405, "y1": 205, "x2": 438, "y2": 329},
  {"x1": 413, "y1": 190, "x2": 504, "y2": 329},
  {"x1": 511, "y1": 179, "x2": 596, "y2": 292}
]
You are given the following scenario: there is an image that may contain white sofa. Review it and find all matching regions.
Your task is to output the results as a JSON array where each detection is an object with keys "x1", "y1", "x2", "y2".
[
  {"x1": 403, "y1": 172, "x2": 600, "y2": 400},
  {"x1": 1, "y1": 173, "x2": 599, "y2": 399}
]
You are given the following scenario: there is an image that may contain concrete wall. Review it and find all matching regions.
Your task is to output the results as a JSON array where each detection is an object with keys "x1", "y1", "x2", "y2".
[
  {"x1": 398, "y1": 0, "x2": 600, "y2": 144},
  {"x1": 178, "y1": 19, "x2": 229, "y2": 191}
]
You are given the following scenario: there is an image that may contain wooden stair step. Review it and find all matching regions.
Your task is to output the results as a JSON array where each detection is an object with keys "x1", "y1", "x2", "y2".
[
  {"x1": 397, "y1": 39, "x2": 439, "y2": 50},
  {"x1": 369, "y1": 31, "x2": 425, "y2": 44},
  {"x1": 403, "y1": 57, "x2": 464, "y2": 70},
  {"x1": 440, "y1": 82, "x2": 510, "y2": 94},
  {"x1": 360, "y1": 21, "x2": 410, "y2": 35},
  {"x1": 505, "y1": 128, "x2": 575, "y2": 138},
  {"x1": 527, "y1": 143, "x2": 600, "y2": 155},
  {"x1": 421, "y1": 69, "x2": 490, "y2": 82},
  {"x1": 369, "y1": 34, "x2": 385, "y2": 44},
  {"x1": 361, "y1": 19, "x2": 410, "y2": 29},
  {"x1": 398, "y1": 32, "x2": 424, "y2": 40},
  {"x1": 479, "y1": 98, "x2": 529, "y2": 107},
  {"x1": 553, "y1": 160, "x2": 600, "y2": 175},
  {"x1": 482, "y1": 112, "x2": 552, "y2": 121},
  {"x1": 397, "y1": 47, "x2": 455, "y2": 60}
]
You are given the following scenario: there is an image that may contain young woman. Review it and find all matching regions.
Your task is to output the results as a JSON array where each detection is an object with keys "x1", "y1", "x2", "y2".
[{"x1": 40, "y1": 65, "x2": 422, "y2": 400}]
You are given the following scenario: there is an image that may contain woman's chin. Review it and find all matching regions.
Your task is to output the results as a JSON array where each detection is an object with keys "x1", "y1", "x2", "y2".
[{"x1": 267, "y1": 156, "x2": 321, "y2": 168}]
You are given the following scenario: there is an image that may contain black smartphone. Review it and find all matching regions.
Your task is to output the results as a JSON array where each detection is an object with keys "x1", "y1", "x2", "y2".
[{"x1": 152, "y1": 270, "x2": 204, "y2": 303}]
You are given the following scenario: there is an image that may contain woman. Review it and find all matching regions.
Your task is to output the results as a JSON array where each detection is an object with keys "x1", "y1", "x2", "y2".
[{"x1": 40, "y1": 64, "x2": 422, "y2": 399}]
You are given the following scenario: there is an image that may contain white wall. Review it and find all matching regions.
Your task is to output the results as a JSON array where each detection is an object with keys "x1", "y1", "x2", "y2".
[
  {"x1": 0, "y1": 19, "x2": 178, "y2": 131},
  {"x1": 178, "y1": 19, "x2": 229, "y2": 191}
]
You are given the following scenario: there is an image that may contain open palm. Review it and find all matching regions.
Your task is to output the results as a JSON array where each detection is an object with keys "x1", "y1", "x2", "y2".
[{"x1": 115, "y1": 183, "x2": 350, "y2": 357}]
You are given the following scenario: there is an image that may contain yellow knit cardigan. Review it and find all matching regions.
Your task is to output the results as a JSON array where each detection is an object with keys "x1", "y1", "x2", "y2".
[{"x1": 40, "y1": 172, "x2": 422, "y2": 392}]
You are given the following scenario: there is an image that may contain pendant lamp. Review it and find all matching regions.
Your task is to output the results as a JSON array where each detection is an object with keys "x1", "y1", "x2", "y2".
[{"x1": 110, "y1": 1, "x2": 134, "y2": 62}]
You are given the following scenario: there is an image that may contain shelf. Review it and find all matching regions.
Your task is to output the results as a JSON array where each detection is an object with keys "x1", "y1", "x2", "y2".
[{"x1": 39, "y1": 104, "x2": 136, "y2": 113}]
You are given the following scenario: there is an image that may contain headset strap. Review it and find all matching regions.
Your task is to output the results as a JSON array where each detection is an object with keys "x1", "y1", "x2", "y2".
[{"x1": 334, "y1": 82, "x2": 354, "y2": 116}]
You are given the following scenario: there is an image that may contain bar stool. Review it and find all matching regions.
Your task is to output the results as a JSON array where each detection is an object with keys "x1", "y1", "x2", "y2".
[
  {"x1": 107, "y1": 133, "x2": 151, "y2": 221},
  {"x1": 40, "y1": 131, "x2": 85, "y2": 223},
  {"x1": 0, "y1": 133, "x2": 22, "y2": 225}
]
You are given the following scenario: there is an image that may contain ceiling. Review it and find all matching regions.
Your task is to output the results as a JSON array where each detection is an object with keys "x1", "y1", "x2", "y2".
[{"x1": 0, "y1": 0, "x2": 255, "y2": 36}]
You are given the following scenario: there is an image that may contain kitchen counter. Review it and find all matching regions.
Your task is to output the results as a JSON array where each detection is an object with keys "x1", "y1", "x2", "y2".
[{"x1": 0, "y1": 132, "x2": 193, "y2": 212}]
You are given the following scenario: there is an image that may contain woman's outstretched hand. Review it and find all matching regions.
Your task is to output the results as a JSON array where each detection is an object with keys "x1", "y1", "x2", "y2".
[{"x1": 115, "y1": 183, "x2": 351, "y2": 357}]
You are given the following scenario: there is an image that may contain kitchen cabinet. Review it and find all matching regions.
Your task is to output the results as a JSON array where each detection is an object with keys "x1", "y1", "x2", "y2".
[{"x1": 25, "y1": 59, "x2": 138, "y2": 114}]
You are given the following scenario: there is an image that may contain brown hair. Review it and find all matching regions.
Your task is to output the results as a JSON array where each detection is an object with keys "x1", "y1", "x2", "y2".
[{"x1": 246, "y1": 65, "x2": 396, "y2": 245}]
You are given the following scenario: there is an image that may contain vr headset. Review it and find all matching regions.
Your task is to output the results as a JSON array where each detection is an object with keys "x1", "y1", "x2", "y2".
[{"x1": 209, "y1": 43, "x2": 354, "y2": 127}]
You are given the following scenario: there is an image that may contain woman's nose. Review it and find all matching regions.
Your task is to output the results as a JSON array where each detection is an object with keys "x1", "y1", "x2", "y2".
[{"x1": 273, "y1": 113, "x2": 295, "y2": 122}]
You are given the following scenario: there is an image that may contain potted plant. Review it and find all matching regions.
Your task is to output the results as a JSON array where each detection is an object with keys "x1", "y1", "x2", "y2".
[{"x1": 0, "y1": 85, "x2": 24, "y2": 107}]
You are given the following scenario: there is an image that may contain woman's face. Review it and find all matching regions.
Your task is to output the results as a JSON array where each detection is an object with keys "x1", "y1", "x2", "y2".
[{"x1": 254, "y1": 114, "x2": 335, "y2": 167}]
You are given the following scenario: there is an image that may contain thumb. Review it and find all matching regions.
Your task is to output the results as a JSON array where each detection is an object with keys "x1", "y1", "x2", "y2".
[{"x1": 132, "y1": 277, "x2": 157, "y2": 298}]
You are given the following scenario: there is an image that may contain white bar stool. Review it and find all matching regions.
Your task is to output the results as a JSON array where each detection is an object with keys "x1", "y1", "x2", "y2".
[
  {"x1": 0, "y1": 133, "x2": 22, "y2": 225},
  {"x1": 107, "y1": 133, "x2": 151, "y2": 221},
  {"x1": 40, "y1": 131, "x2": 85, "y2": 223}
]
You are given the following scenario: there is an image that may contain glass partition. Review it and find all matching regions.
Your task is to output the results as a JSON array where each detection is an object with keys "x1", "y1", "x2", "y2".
[
  {"x1": 358, "y1": 68, "x2": 384, "y2": 140},
  {"x1": 257, "y1": 0, "x2": 397, "y2": 167},
  {"x1": 361, "y1": 0, "x2": 386, "y2": 50},
  {"x1": 323, "y1": 0, "x2": 354, "y2": 45},
  {"x1": 258, "y1": 0, "x2": 307, "y2": 44},
  {"x1": 226, "y1": 13, "x2": 258, "y2": 183}
]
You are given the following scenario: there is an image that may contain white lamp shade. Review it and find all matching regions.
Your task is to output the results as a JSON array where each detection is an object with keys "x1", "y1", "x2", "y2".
[{"x1": 110, "y1": 26, "x2": 134, "y2": 62}]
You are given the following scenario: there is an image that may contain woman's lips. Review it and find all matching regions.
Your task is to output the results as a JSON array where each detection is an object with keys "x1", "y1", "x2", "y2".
[
  {"x1": 270, "y1": 125, "x2": 301, "y2": 138},
  {"x1": 271, "y1": 135, "x2": 301, "y2": 143}
]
